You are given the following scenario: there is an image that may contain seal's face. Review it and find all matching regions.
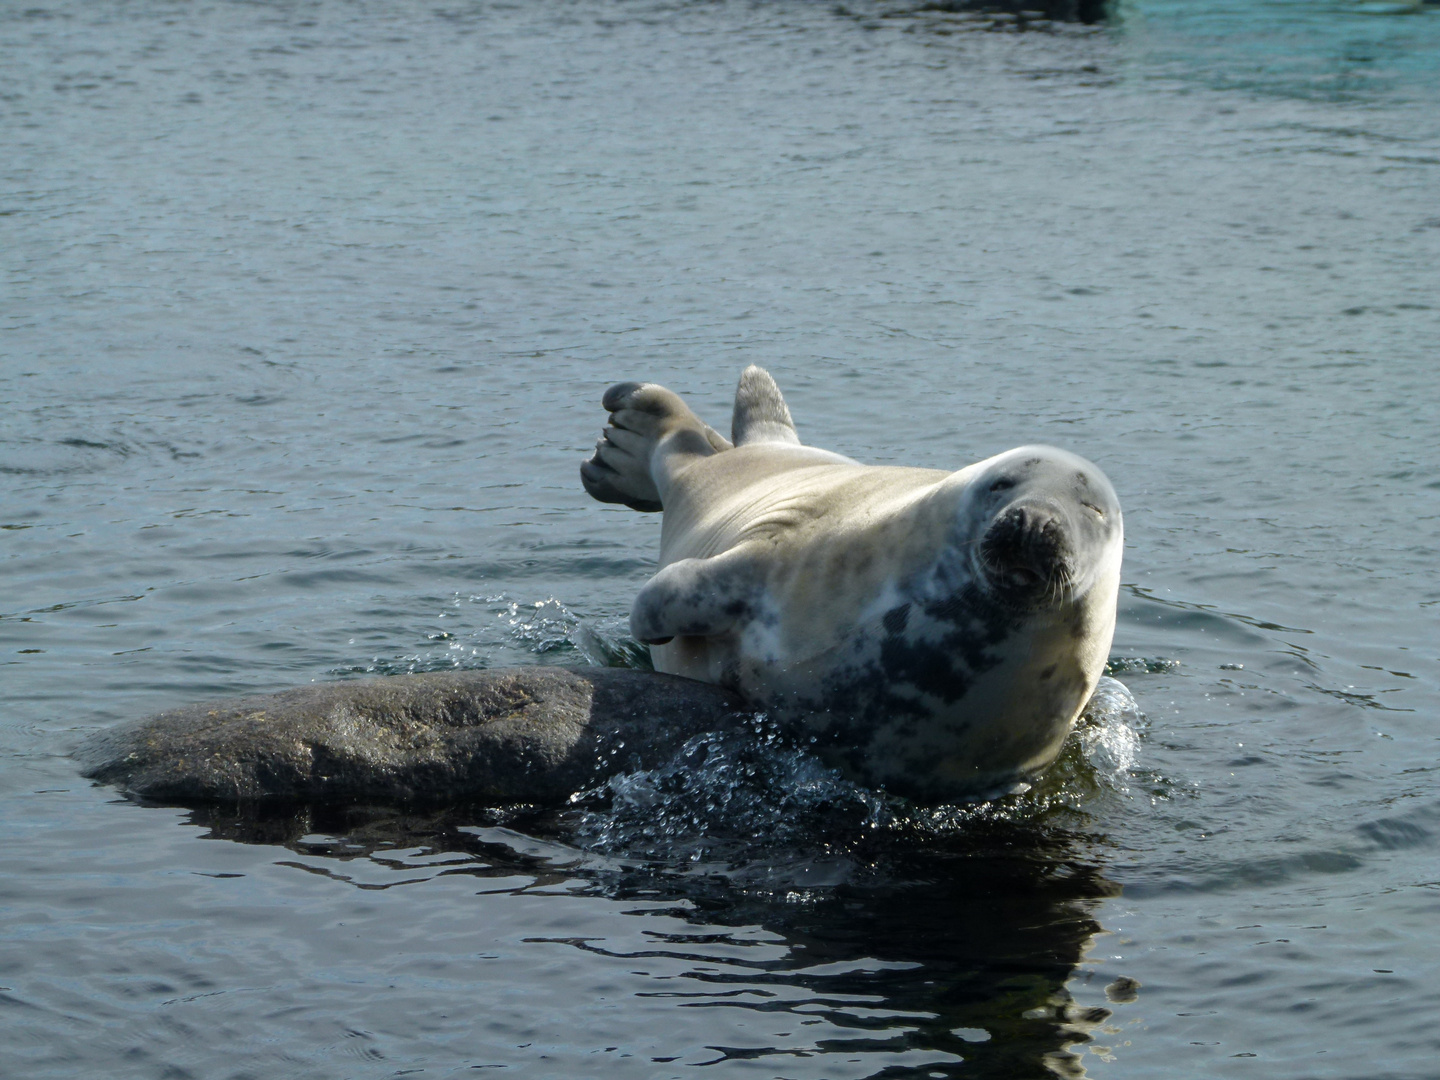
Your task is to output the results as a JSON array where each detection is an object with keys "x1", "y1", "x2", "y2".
[{"x1": 967, "y1": 446, "x2": 1122, "y2": 608}]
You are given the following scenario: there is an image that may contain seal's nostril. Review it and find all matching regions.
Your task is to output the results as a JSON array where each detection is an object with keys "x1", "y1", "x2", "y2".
[{"x1": 981, "y1": 502, "x2": 1074, "y2": 598}]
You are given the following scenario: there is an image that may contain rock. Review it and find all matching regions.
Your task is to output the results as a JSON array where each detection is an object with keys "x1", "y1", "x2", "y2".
[{"x1": 76, "y1": 666, "x2": 748, "y2": 805}]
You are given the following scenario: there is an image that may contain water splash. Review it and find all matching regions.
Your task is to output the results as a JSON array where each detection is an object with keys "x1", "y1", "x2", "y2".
[
  {"x1": 494, "y1": 596, "x2": 651, "y2": 668},
  {"x1": 566, "y1": 677, "x2": 1147, "y2": 874},
  {"x1": 1075, "y1": 675, "x2": 1145, "y2": 784},
  {"x1": 328, "y1": 594, "x2": 650, "y2": 677},
  {"x1": 1105, "y1": 656, "x2": 1178, "y2": 676},
  {"x1": 569, "y1": 713, "x2": 894, "y2": 868},
  {"x1": 497, "y1": 597, "x2": 577, "y2": 654}
]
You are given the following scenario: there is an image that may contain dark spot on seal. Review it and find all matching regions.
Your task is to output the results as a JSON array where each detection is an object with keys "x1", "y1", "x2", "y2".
[
  {"x1": 883, "y1": 604, "x2": 910, "y2": 636},
  {"x1": 879, "y1": 637, "x2": 977, "y2": 705},
  {"x1": 860, "y1": 583, "x2": 1019, "y2": 709},
  {"x1": 799, "y1": 579, "x2": 1032, "y2": 797},
  {"x1": 929, "y1": 594, "x2": 968, "y2": 622},
  {"x1": 1040, "y1": 664, "x2": 1057, "y2": 680}
]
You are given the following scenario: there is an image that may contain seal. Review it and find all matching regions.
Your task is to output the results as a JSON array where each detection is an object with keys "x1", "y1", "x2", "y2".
[{"x1": 581, "y1": 366, "x2": 1123, "y2": 801}]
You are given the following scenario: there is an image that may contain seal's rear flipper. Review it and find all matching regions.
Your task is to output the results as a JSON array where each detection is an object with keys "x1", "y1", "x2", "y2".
[
  {"x1": 581, "y1": 381, "x2": 731, "y2": 512},
  {"x1": 732, "y1": 365, "x2": 801, "y2": 447},
  {"x1": 630, "y1": 548, "x2": 759, "y2": 645}
]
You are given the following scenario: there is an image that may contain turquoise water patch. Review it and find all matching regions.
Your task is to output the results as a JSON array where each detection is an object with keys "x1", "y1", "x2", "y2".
[{"x1": 1121, "y1": 0, "x2": 1440, "y2": 99}]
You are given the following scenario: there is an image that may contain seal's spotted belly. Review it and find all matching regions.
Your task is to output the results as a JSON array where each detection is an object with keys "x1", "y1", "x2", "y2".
[{"x1": 709, "y1": 582, "x2": 1097, "y2": 800}]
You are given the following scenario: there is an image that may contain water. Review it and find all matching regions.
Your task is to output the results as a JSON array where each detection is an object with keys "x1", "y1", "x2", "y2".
[{"x1": 3, "y1": 0, "x2": 1438, "y2": 1076}]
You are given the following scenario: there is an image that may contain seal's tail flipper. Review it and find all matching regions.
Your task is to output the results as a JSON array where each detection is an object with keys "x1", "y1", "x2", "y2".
[
  {"x1": 581, "y1": 381, "x2": 732, "y2": 512},
  {"x1": 731, "y1": 365, "x2": 801, "y2": 447}
]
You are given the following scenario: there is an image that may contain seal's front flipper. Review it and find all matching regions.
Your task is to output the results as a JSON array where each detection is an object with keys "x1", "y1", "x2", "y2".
[
  {"x1": 581, "y1": 381, "x2": 732, "y2": 512},
  {"x1": 631, "y1": 549, "x2": 761, "y2": 645},
  {"x1": 732, "y1": 365, "x2": 801, "y2": 447}
]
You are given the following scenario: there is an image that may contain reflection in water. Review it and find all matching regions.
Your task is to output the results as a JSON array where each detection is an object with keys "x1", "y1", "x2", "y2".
[{"x1": 173, "y1": 713, "x2": 1138, "y2": 1078}]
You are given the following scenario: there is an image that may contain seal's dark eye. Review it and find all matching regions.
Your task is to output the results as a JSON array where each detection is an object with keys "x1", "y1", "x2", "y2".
[
  {"x1": 989, "y1": 479, "x2": 1015, "y2": 493},
  {"x1": 1082, "y1": 502, "x2": 1105, "y2": 518}
]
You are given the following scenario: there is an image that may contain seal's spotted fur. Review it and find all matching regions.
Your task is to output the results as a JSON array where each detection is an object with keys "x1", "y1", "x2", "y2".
[{"x1": 582, "y1": 366, "x2": 1123, "y2": 801}]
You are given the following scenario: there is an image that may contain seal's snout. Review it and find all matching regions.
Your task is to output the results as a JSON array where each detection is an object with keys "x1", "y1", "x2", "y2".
[{"x1": 981, "y1": 503, "x2": 1074, "y2": 597}]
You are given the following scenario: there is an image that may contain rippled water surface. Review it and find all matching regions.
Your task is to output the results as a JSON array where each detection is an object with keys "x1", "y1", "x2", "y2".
[{"x1": 3, "y1": 0, "x2": 1439, "y2": 1076}]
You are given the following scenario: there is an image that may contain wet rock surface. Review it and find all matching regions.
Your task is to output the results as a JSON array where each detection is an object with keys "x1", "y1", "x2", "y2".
[{"x1": 76, "y1": 667, "x2": 748, "y2": 805}]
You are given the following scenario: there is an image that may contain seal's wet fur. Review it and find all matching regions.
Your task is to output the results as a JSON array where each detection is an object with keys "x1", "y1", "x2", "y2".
[{"x1": 582, "y1": 366, "x2": 1123, "y2": 801}]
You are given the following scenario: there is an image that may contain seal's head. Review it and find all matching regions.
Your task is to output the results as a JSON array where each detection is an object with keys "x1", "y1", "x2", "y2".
[{"x1": 965, "y1": 446, "x2": 1122, "y2": 607}]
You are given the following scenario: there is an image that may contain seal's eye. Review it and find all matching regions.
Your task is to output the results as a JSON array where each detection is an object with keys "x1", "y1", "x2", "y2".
[
  {"x1": 989, "y1": 479, "x2": 1015, "y2": 493},
  {"x1": 1081, "y1": 502, "x2": 1105, "y2": 518}
]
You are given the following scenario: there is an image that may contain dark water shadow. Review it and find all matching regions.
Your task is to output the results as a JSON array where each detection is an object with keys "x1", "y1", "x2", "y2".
[
  {"x1": 910, "y1": 0, "x2": 1112, "y2": 22},
  {"x1": 839, "y1": 0, "x2": 1113, "y2": 25},
  {"x1": 165, "y1": 796, "x2": 1126, "y2": 1079}
]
